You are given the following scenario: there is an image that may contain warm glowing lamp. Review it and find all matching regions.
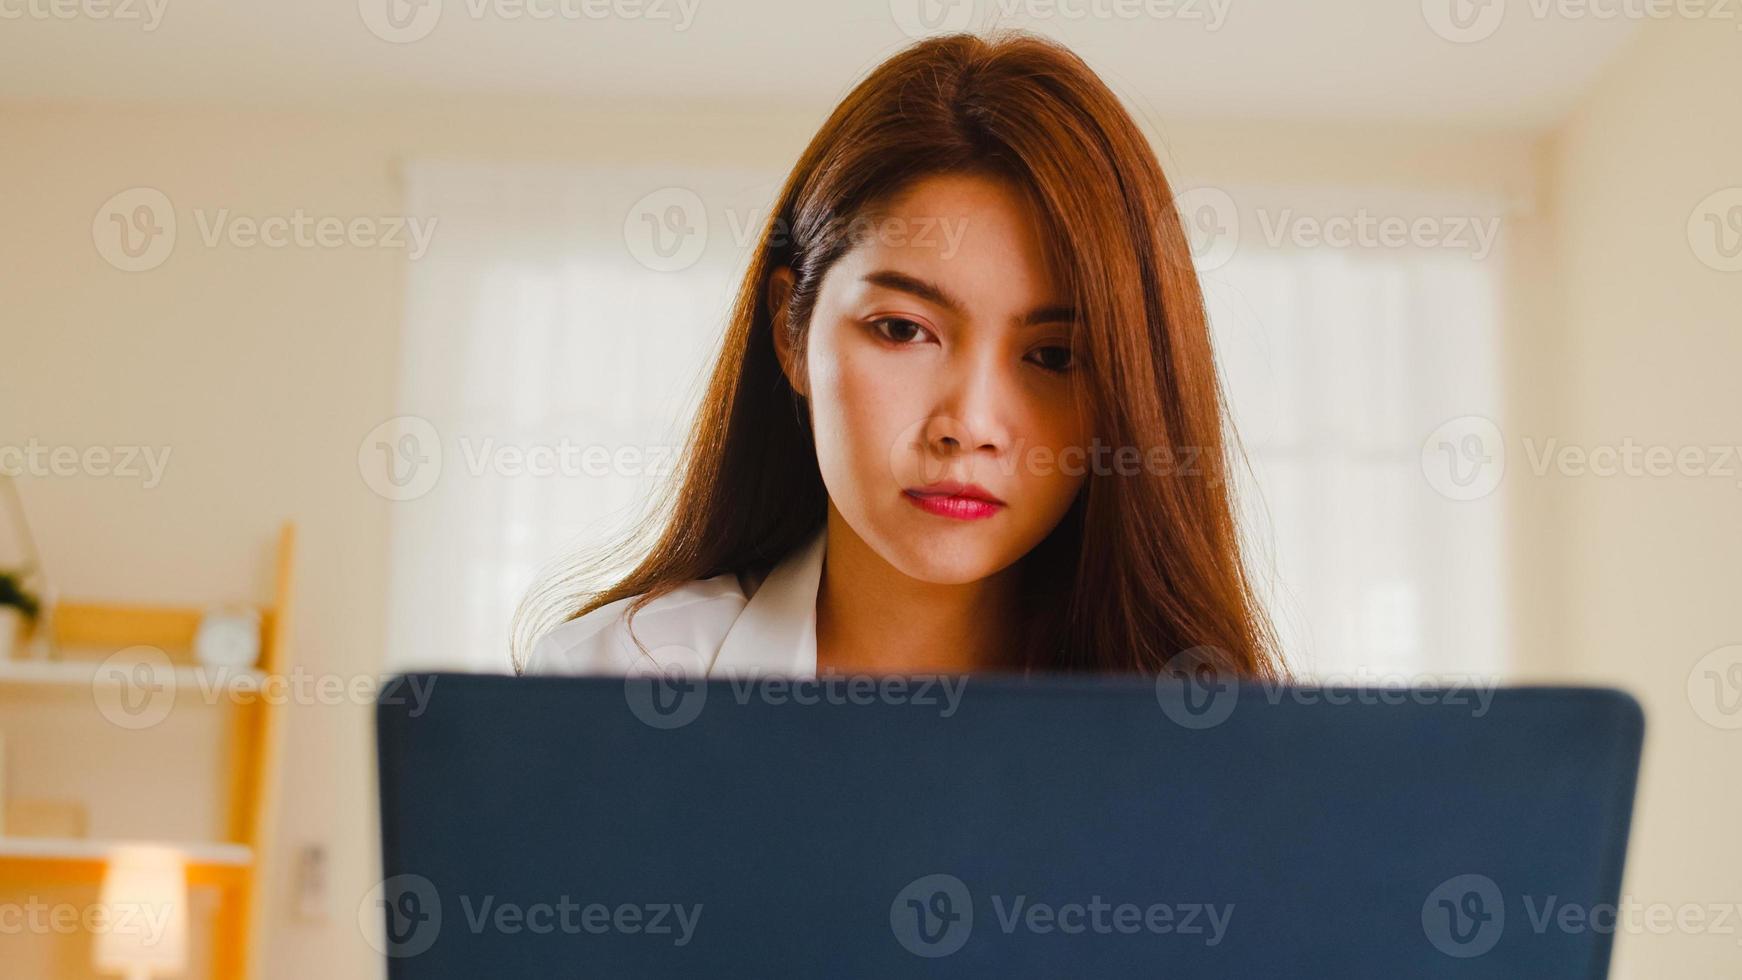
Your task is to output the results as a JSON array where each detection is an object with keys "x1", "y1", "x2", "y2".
[{"x1": 94, "y1": 845, "x2": 189, "y2": 980}]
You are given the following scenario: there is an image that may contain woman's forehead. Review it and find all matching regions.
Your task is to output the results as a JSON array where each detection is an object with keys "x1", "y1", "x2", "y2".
[{"x1": 833, "y1": 174, "x2": 1068, "y2": 314}]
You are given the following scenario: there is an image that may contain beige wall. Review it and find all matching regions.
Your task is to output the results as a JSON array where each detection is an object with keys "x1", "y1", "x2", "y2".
[
  {"x1": 0, "y1": 99, "x2": 824, "y2": 980},
  {"x1": 1545, "y1": 16, "x2": 1742, "y2": 978},
  {"x1": 0, "y1": 41, "x2": 1722, "y2": 973}
]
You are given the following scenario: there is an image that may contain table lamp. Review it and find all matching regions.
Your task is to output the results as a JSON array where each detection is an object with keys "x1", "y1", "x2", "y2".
[{"x1": 94, "y1": 845, "x2": 189, "y2": 980}]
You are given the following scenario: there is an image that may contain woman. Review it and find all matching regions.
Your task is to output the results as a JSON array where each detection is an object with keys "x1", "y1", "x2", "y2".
[{"x1": 515, "y1": 30, "x2": 1280, "y2": 681}]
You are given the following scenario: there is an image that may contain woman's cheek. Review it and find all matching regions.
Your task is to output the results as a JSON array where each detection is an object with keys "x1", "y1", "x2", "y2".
[
  {"x1": 1034, "y1": 422, "x2": 1090, "y2": 510},
  {"x1": 811, "y1": 335, "x2": 893, "y2": 506},
  {"x1": 831, "y1": 342, "x2": 897, "y2": 451}
]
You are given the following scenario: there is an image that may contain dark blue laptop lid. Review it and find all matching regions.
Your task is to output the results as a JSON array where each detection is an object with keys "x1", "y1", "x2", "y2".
[{"x1": 374, "y1": 673, "x2": 1642, "y2": 979}]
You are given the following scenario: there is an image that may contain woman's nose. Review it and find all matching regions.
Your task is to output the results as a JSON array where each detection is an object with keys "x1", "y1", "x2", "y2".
[
  {"x1": 924, "y1": 353, "x2": 1013, "y2": 458},
  {"x1": 925, "y1": 419, "x2": 994, "y2": 454}
]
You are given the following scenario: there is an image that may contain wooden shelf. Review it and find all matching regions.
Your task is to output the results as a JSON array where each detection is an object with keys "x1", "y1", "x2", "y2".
[
  {"x1": 0, "y1": 836, "x2": 252, "y2": 867},
  {"x1": 0, "y1": 521, "x2": 295, "y2": 978},
  {"x1": 0, "y1": 658, "x2": 267, "y2": 691},
  {"x1": 0, "y1": 837, "x2": 253, "y2": 889},
  {"x1": 48, "y1": 602, "x2": 275, "y2": 658}
]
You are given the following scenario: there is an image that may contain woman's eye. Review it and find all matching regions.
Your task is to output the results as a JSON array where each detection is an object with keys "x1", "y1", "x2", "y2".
[
  {"x1": 871, "y1": 317, "x2": 931, "y2": 344},
  {"x1": 1028, "y1": 344, "x2": 1075, "y2": 373}
]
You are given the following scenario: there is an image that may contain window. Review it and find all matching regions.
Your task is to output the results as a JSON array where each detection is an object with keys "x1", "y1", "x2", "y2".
[
  {"x1": 1200, "y1": 188, "x2": 1508, "y2": 680},
  {"x1": 381, "y1": 160, "x2": 768, "y2": 672}
]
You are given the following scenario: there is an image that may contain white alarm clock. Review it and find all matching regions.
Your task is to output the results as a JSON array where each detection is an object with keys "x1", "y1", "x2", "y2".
[{"x1": 195, "y1": 605, "x2": 261, "y2": 669}]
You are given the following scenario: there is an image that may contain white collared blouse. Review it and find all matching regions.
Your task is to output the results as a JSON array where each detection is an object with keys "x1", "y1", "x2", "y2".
[{"x1": 523, "y1": 524, "x2": 828, "y2": 679}]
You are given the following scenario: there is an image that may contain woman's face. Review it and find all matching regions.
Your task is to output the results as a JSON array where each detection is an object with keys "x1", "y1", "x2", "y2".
[{"x1": 771, "y1": 172, "x2": 1090, "y2": 585}]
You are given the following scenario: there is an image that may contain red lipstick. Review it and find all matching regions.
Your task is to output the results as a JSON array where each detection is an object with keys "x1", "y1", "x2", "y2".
[{"x1": 902, "y1": 481, "x2": 1006, "y2": 521}]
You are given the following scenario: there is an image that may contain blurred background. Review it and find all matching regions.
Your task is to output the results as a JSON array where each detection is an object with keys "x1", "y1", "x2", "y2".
[{"x1": 0, "y1": 1, "x2": 1738, "y2": 977}]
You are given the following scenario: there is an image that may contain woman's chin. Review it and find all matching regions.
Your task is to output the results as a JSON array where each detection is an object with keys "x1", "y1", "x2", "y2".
[{"x1": 877, "y1": 533, "x2": 1014, "y2": 586}]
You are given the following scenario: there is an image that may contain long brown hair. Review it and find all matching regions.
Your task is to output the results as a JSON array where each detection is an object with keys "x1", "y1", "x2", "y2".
[{"x1": 514, "y1": 30, "x2": 1281, "y2": 679}]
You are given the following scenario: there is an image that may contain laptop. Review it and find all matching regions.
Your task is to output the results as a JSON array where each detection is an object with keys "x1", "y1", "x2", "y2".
[{"x1": 373, "y1": 672, "x2": 1643, "y2": 978}]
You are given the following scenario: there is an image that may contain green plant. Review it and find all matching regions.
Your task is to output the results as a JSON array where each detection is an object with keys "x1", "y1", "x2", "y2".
[{"x1": 0, "y1": 569, "x2": 40, "y2": 620}]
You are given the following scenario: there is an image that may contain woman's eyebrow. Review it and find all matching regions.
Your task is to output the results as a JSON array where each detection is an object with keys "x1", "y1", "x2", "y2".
[{"x1": 861, "y1": 269, "x2": 1077, "y2": 328}]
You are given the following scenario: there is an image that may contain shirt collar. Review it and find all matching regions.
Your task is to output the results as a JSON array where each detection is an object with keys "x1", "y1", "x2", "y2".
[{"x1": 709, "y1": 523, "x2": 827, "y2": 678}]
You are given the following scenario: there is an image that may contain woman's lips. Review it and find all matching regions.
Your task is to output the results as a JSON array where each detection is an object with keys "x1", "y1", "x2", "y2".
[{"x1": 902, "y1": 483, "x2": 1006, "y2": 521}]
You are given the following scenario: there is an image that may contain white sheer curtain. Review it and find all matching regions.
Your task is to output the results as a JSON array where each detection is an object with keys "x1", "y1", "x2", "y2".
[
  {"x1": 382, "y1": 159, "x2": 772, "y2": 672},
  {"x1": 1201, "y1": 188, "x2": 1508, "y2": 680},
  {"x1": 383, "y1": 163, "x2": 1507, "y2": 680}
]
